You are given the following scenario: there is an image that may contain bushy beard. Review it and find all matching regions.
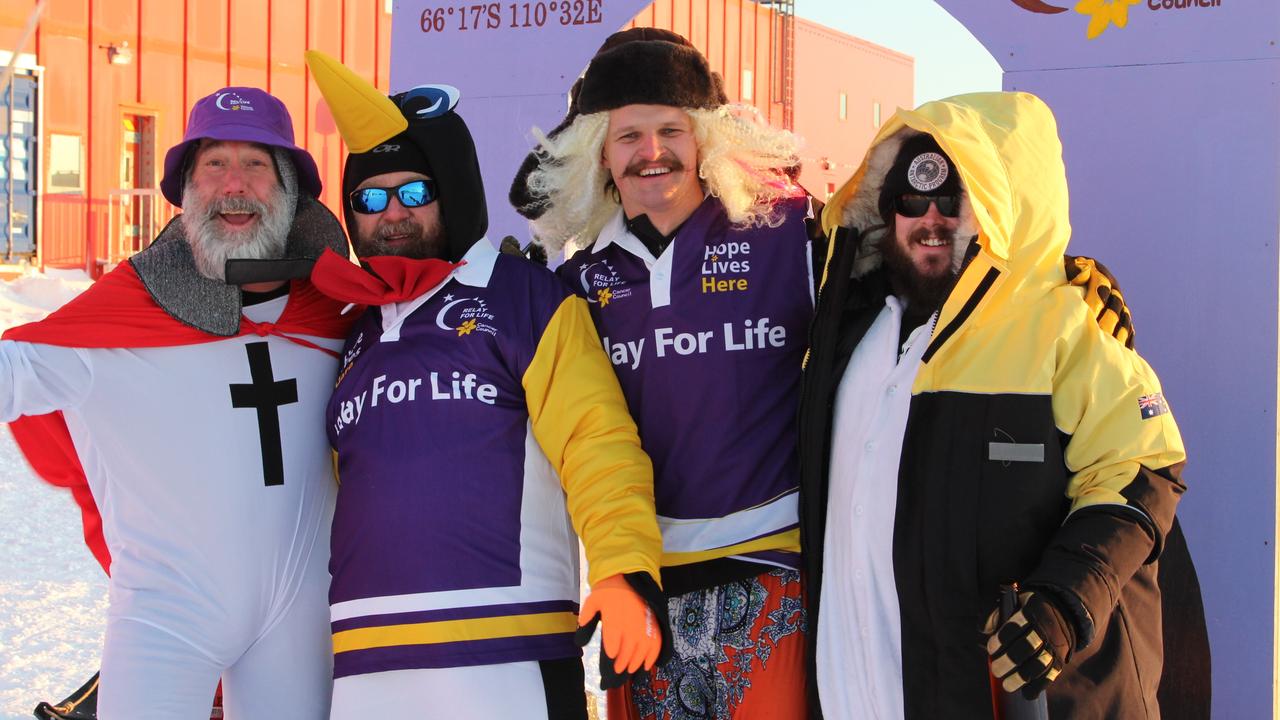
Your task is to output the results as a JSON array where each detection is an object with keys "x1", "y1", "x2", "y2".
[
  {"x1": 880, "y1": 225, "x2": 961, "y2": 314},
  {"x1": 181, "y1": 183, "x2": 293, "y2": 282},
  {"x1": 355, "y1": 218, "x2": 446, "y2": 260}
]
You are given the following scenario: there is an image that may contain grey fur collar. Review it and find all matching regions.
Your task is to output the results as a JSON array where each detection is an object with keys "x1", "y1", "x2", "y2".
[{"x1": 129, "y1": 195, "x2": 348, "y2": 336}]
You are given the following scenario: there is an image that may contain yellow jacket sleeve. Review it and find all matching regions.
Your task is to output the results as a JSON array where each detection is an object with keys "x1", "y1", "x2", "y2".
[
  {"x1": 1052, "y1": 311, "x2": 1185, "y2": 527},
  {"x1": 1026, "y1": 307, "x2": 1187, "y2": 645},
  {"x1": 522, "y1": 295, "x2": 663, "y2": 588}
]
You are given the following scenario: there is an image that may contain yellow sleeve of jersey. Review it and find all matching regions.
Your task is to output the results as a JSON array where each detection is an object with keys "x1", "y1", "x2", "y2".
[
  {"x1": 522, "y1": 295, "x2": 663, "y2": 588},
  {"x1": 1052, "y1": 310, "x2": 1186, "y2": 534}
]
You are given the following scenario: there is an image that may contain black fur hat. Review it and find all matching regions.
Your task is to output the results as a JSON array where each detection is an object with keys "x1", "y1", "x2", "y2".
[
  {"x1": 509, "y1": 28, "x2": 727, "y2": 220},
  {"x1": 577, "y1": 35, "x2": 724, "y2": 113}
]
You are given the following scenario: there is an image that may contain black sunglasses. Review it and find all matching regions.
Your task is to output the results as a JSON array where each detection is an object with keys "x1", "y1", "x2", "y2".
[
  {"x1": 349, "y1": 179, "x2": 438, "y2": 214},
  {"x1": 893, "y1": 193, "x2": 961, "y2": 219}
]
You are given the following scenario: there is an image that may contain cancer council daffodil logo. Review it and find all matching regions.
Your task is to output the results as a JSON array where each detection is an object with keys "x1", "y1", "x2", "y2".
[
  {"x1": 596, "y1": 287, "x2": 614, "y2": 307},
  {"x1": 457, "y1": 318, "x2": 477, "y2": 336},
  {"x1": 1075, "y1": 0, "x2": 1141, "y2": 39}
]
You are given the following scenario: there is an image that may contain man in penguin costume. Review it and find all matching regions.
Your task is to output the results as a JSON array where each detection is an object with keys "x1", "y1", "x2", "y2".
[{"x1": 305, "y1": 51, "x2": 670, "y2": 719}]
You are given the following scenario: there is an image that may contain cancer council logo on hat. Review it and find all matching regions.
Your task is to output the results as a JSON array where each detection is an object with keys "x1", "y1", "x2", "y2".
[
  {"x1": 214, "y1": 91, "x2": 256, "y2": 112},
  {"x1": 159, "y1": 86, "x2": 322, "y2": 207}
]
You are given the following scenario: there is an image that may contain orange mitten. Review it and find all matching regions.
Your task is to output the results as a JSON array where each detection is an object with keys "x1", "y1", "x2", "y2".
[{"x1": 578, "y1": 574, "x2": 663, "y2": 675}]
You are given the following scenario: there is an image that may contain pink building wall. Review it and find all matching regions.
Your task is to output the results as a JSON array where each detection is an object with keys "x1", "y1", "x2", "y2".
[{"x1": 791, "y1": 18, "x2": 914, "y2": 201}]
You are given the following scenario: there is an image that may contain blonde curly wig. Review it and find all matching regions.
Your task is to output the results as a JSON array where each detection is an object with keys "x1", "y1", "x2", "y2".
[{"x1": 524, "y1": 104, "x2": 802, "y2": 254}]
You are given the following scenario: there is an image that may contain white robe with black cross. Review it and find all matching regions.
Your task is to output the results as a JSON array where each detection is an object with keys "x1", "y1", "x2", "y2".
[{"x1": 0, "y1": 294, "x2": 340, "y2": 719}]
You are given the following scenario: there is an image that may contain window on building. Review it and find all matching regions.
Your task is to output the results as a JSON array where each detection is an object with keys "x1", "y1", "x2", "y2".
[
  {"x1": 47, "y1": 134, "x2": 84, "y2": 194},
  {"x1": 741, "y1": 70, "x2": 754, "y2": 102},
  {"x1": 874, "y1": 101, "x2": 882, "y2": 128},
  {"x1": 839, "y1": 93, "x2": 848, "y2": 121}
]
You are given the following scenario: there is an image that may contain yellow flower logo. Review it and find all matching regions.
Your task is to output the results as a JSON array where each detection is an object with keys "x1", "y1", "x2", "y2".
[
  {"x1": 457, "y1": 318, "x2": 477, "y2": 336},
  {"x1": 597, "y1": 287, "x2": 613, "y2": 307},
  {"x1": 1075, "y1": 0, "x2": 1140, "y2": 39}
]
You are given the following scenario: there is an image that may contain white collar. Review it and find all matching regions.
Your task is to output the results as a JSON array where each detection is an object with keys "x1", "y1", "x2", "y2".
[
  {"x1": 452, "y1": 236, "x2": 499, "y2": 287},
  {"x1": 591, "y1": 210, "x2": 657, "y2": 266}
]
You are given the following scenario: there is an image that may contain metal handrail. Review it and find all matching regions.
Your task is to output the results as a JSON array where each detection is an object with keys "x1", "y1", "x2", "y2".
[{"x1": 104, "y1": 188, "x2": 177, "y2": 266}]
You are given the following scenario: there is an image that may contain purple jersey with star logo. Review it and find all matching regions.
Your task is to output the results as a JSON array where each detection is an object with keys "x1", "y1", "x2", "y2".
[
  {"x1": 326, "y1": 241, "x2": 583, "y2": 677},
  {"x1": 557, "y1": 196, "x2": 814, "y2": 569}
]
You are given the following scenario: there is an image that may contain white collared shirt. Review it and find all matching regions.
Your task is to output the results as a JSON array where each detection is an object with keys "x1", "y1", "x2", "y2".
[{"x1": 817, "y1": 296, "x2": 936, "y2": 720}]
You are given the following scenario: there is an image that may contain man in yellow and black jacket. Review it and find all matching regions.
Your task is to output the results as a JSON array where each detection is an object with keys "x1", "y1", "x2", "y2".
[{"x1": 797, "y1": 92, "x2": 1192, "y2": 719}]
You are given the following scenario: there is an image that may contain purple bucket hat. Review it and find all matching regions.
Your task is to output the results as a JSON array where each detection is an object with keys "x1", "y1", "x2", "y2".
[{"x1": 160, "y1": 87, "x2": 322, "y2": 207}]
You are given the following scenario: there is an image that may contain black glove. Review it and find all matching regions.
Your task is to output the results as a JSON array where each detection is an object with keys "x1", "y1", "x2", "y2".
[
  {"x1": 574, "y1": 571, "x2": 673, "y2": 690},
  {"x1": 1064, "y1": 255, "x2": 1135, "y2": 349},
  {"x1": 33, "y1": 671, "x2": 101, "y2": 720},
  {"x1": 984, "y1": 590, "x2": 1076, "y2": 700},
  {"x1": 497, "y1": 235, "x2": 549, "y2": 266}
]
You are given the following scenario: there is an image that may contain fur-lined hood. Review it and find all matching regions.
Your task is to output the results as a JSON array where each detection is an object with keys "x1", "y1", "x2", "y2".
[{"x1": 821, "y1": 92, "x2": 1073, "y2": 305}]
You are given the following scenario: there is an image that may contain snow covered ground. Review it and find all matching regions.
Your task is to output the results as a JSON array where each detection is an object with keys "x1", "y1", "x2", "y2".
[
  {"x1": 0, "y1": 430, "x2": 108, "y2": 720},
  {"x1": 0, "y1": 268, "x2": 94, "y2": 331},
  {"x1": 0, "y1": 268, "x2": 106, "y2": 720},
  {"x1": 0, "y1": 268, "x2": 604, "y2": 719}
]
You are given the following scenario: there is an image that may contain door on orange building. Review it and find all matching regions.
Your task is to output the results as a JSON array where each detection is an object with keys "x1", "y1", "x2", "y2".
[{"x1": 116, "y1": 110, "x2": 158, "y2": 260}]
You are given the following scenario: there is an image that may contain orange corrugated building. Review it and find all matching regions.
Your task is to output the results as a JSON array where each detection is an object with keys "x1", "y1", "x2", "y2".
[{"x1": 0, "y1": 0, "x2": 909, "y2": 274}]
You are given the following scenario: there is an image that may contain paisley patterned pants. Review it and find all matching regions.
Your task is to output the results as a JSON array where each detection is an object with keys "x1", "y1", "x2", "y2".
[{"x1": 607, "y1": 569, "x2": 809, "y2": 720}]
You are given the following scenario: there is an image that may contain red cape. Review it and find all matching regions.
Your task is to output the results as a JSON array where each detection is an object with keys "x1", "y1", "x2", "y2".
[{"x1": 3, "y1": 262, "x2": 356, "y2": 573}]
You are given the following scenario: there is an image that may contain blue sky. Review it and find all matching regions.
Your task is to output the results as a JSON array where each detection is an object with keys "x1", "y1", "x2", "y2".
[{"x1": 797, "y1": 0, "x2": 1003, "y2": 105}]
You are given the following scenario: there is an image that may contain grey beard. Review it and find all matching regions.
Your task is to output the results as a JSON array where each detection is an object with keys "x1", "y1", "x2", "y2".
[{"x1": 180, "y1": 186, "x2": 293, "y2": 282}]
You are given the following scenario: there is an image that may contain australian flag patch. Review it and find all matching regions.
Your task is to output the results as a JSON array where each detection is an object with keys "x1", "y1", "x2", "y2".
[{"x1": 1138, "y1": 392, "x2": 1170, "y2": 420}]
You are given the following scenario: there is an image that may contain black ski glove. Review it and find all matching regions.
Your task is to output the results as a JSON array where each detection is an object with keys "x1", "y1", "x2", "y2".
[{"x1": 984, "y1": 590, "x2": 1076, "y2": 700}]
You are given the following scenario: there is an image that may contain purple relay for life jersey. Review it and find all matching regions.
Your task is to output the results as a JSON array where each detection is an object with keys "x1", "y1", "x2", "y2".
[
  {"x1": 325, "y1": 241, "x2": 583, "y2": 677},
  {"x1": 558, "y1": 196, "x2": 814, "y2": 568}
]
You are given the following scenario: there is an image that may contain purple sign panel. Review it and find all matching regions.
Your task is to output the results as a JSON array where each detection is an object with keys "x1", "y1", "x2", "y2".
[{"x1": 943, "y1": 1, "x2": 1279, "y2": 716}]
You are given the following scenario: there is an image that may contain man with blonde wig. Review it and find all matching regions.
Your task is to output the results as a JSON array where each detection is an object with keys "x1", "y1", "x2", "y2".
[{"x1": 512, "y1": 28, "x2": 815, "y2": 720}]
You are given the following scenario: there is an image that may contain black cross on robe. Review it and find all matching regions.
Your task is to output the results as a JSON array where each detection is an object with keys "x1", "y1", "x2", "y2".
[{"x1": 229, "y1": 341, "x2": 299, "y2": 486}]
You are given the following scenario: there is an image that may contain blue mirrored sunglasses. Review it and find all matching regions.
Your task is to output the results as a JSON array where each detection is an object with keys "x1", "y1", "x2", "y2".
[{"x1": 349, "y1": 179, "x2": 438, "y2": 214}]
